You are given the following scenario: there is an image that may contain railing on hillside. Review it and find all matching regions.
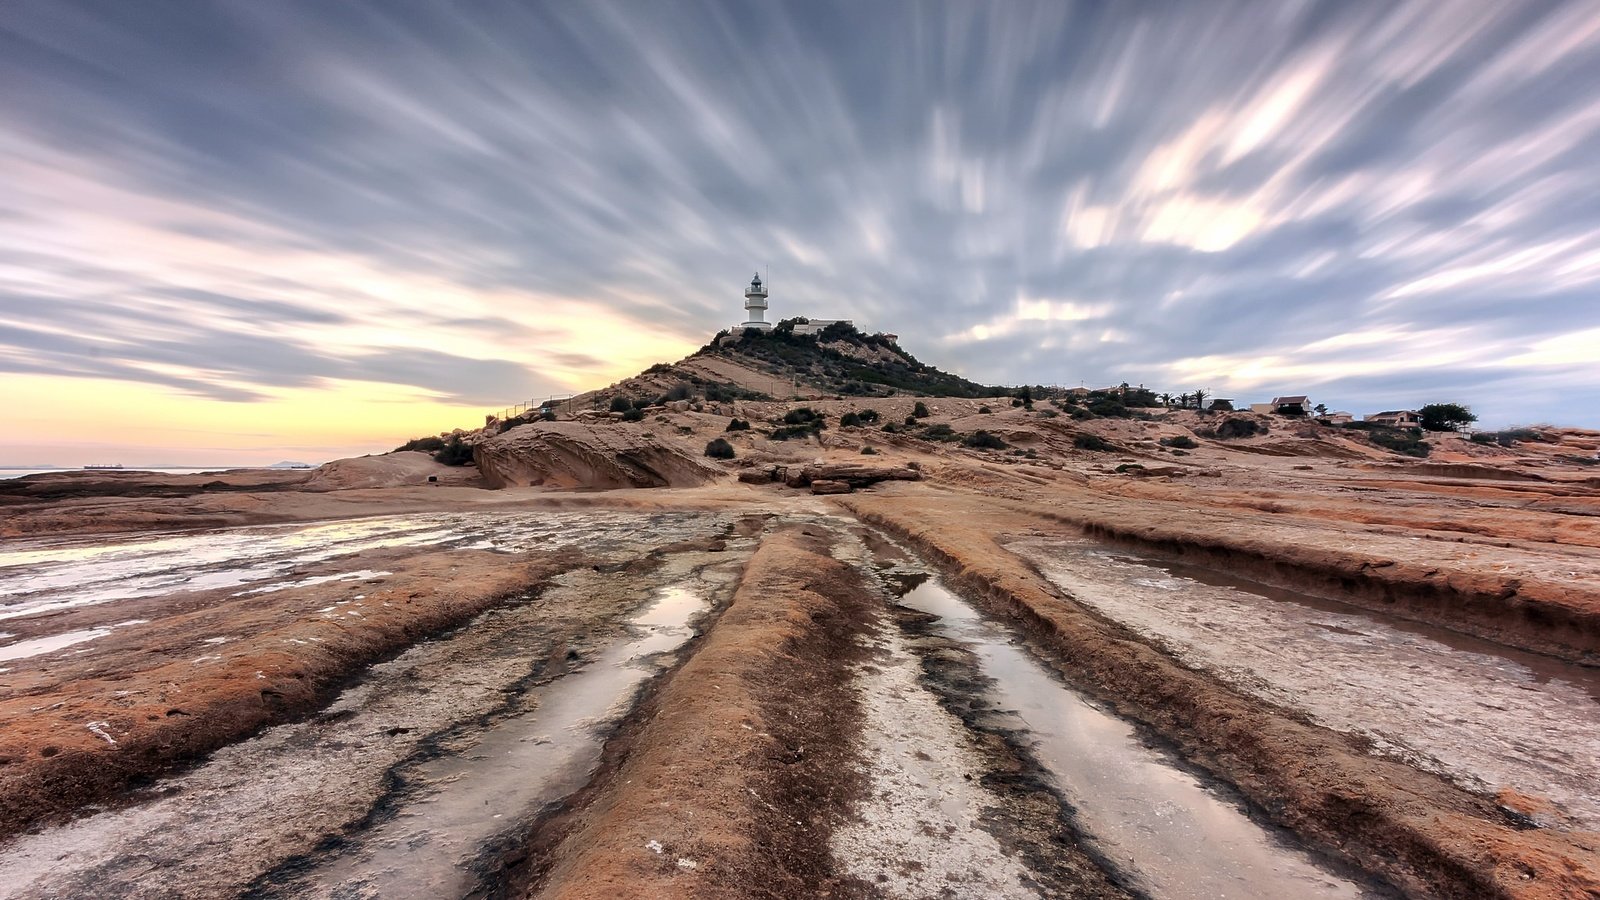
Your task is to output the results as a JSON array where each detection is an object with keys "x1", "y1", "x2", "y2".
[{"x1": 493, "y1": 395, "x2": 575, "y2": 422}]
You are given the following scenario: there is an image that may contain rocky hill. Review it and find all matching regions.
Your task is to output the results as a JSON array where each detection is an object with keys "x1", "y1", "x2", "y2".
[{"x1": 567, "y1": 319, "x2": 997, "y2": 412}]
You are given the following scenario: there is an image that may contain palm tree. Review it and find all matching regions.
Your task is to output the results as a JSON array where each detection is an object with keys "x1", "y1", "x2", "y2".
[
  {"x1": 1159, "y1": 392, "x2": 1172, "y2": 408},
  {"x1": 1178, "y1": 392, "x2": 1191, "y2": 409},
  {"x1": 1193, "y1": 388, "x2": 1208, "y2": 410},
  {"x1": 1314, "y1": 403, "x2": 1328, "y2": 417}
]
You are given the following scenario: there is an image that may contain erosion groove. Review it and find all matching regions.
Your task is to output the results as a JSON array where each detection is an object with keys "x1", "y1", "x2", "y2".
[
  {"x1": 1029, "y1": 507, "x2": 1600, "y2": 665},
  {"x1": 840, "y1": 494, "x2": 1600, "y2": 900},
  {"x1": 0, "y1": 551, "x2": 586, "y2": 839},
  {"x1": 520, "y1": 524, "x2": 875, "y2": 899}
]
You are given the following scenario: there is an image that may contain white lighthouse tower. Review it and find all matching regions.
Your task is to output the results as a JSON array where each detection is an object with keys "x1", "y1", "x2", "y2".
[{"x1": 741, "y1": 272, "x2": 772, "y2": 330}]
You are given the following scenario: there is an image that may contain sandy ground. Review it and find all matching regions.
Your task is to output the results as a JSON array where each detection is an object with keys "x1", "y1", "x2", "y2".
[{"x1": 2, "y1": 404, "x2": 1598, "y2": 898}]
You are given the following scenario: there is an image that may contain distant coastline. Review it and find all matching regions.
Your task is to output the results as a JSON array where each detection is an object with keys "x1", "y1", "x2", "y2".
[{"x1": 0, "y1": 466, "x2": 265, "y2": 480}]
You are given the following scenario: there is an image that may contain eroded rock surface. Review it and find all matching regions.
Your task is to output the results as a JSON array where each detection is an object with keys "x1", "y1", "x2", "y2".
[{"x1": 474, "y1": 421, "x2": 724, "y2": 490}]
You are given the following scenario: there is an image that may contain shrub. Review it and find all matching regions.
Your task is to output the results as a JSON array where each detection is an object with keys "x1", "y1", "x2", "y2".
[
  {"x1": 665, "y1": 382, "x2": 695, "y2": 402},
  {"x1": 1369, "y1": 427, "x2": 1430, "y2": 457},
  {"x1": 1088, "y1": 397, "x2": 1131, "y2": 418},
  {"x1": 1074, "y1": 433, "x2": 1112, "y2": 452},
  {"x1": 1010, "y1": 398, "x2": 1023, "y2": 408},
  {"x1": 1213, "y1": 417, "x2": 1264, "y2": 439},
  {"x1": 784, "y1": 407, "x2": 822, "y2": 425},
  {"x1": 1210, "y1": 399, "x2": 1235, "y2": 411},
  {"x1": 394, "y1": 436, "x2": 446, "y2": 454},
  {"x1": 433, "y1": 436, "x2": 474, "y2": 466},
  {"x1": 860, "y1": 445, "x2": 878, "y2": 455},
  {"x1": 609, "y1": 395, "x2": 633, "y2": 413},
  {"x1": 704, "y1": 438, "x2": 735, "y2": 459},
  {"x1": 1069, "y1": 407, "x2": 1095, "y2": 420},
  {"x1": 1115, "y1": 463, "x2": 1145, "y2": 473},
  {"x1": 840, "y1": 412, "x2": 862, "y2": 427},
  {"x1": 621, "y1": 407, "x2": 644, "y2": 422},
  {"x1": 963, "y1": 430, "x2": 1007, "y2": 450},
  {"x1": 1159, "y1": 435, "x2": 1198, "y2": 449},
  {"x1": 912, "y1": 401, "x2": 930, "y2": 419},
  {"x1": 857, "y1": 409, "x2": 881, "y2": 424},
  {"x1": 768, "y1": 425, "x2": 817, "y2": 441},
  {"x1": 1469, "y1": 432, "x2": 1495, "y2": 445},
  {"x1": 725, "y1": 418, "x2": 751, "y2": 431},
  {"x1": 980, "y1": 405, "x2": 994, "y2": 414},
  {"x1": 1037, "y1": 409, "x2": 1059, "y2": 419},
  {"x1": 922, "y1": 423, "x2": 959, "y2": 442},
  {"x1": 881, "y1": 422, "x2": 902, "y2": 434},
  {"x1": 904, "y1": 415, "x2": 918, "y2": 427}
]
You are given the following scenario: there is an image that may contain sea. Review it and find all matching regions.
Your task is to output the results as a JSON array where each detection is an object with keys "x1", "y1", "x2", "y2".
[{"x1": 0, "y1": 466, "x2": 275, "y2": 481}]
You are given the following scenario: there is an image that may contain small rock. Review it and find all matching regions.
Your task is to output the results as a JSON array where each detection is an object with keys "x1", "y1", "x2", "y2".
[{"x1": 810, "y1": 479, "x2": 853, "y2": 495}]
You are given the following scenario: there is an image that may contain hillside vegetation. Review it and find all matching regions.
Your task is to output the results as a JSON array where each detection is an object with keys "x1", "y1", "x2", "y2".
[{"x1": 694, "y1": 319, "x2": 995, "y2": 398}]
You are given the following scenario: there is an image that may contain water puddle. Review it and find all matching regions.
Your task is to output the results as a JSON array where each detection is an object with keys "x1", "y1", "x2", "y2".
[
  {"x1": 0, "y1": 619, "x2": 148, "y2": 662},
  {"x1": 1013, "y1": 537, "x2": 1600, "y2": 831},
  {"x1": 0, "y1": 510, "x2": 711, "y2": 621},
  {"x1": 891, "y1": 573, "x2": 1369, "y2": 899},
  {"x1": 832, "y1": 618, "x2": 1040, "y2": 898},
  {"x1": 287, "y1": 584, "x2": 709, "y2": 899}
]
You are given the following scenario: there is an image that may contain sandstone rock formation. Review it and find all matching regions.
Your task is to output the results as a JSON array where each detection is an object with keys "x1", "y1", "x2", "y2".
[{"x1": 473, "y1": 421, "x2": 724, "y2": 490}]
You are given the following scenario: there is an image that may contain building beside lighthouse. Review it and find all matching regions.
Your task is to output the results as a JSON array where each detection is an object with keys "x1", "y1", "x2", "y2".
[{"x1": 732, "y1": 271, "x2": 852, "y2": 336}]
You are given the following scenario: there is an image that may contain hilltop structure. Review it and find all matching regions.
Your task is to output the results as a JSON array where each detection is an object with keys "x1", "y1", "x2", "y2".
[
  {"x1": 733, "y1": 271, "x2": 852, "y2": 336},
  {"x1": 740, "y1": 272, "x2": 771, "y2": 330}
]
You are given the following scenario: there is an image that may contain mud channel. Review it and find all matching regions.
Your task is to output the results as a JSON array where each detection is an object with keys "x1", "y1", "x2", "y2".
[
  {"x1": 834, "y1": 528, "x2": 1380, "y2": 899},
  {"x1": 0, "y1": 510, "x2": 747, "y2": 899},
  {"x1": 1011, "y1": 536, "x2": 1600, "y2": 832}
]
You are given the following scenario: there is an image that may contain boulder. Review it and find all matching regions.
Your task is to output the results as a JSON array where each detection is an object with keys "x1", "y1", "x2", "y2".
[
  {"x1": 473, "y1": 421, "x2": 723, "y2": 490},
  {"x1": 809, "y1": 479, "x2": 853, "y2": 495},
  {"x1": 738, "y1": 468, "x2": 776, "y2": 484},
  {"x1": 799, "y1": 463, "x2": 922, "y2": 488}
]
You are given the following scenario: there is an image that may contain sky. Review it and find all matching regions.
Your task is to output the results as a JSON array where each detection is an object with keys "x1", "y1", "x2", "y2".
[{"x1": 3, "y1": 0, "x2": 1599, "y2": 465}]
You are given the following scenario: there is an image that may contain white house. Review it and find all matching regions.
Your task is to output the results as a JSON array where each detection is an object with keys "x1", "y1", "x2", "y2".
[{"x1": 1250, "y1": 395, "x2": 1311, "y2": 415}]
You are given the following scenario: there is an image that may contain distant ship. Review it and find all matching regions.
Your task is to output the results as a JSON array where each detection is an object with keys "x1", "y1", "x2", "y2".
[{"x1": 83, "y1": 464, "x2": 124, "y2": 470}]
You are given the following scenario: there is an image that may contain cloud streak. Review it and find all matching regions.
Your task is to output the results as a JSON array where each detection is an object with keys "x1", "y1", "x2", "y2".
[{"x1": 2, "y1": 0, "x2": 1599, "y2": 447}]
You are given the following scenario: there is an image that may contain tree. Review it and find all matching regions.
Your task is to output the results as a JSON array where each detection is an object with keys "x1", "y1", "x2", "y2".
[
  {"x1": 1178, "y1": 392, "x2": 1191, "y2": 408},
  {"x1": 1210, "y1": 399, "x2": 1235, "y2": 411},
  {"x1": 1159, "y1": 392, "x2": 1172, "y2": 408},
  {"x1": 1314, "y1": 403, "x2": 1328, "y2": 417},
  {"x1": 1192, "y1": 388, "x2": 1208, "y2": 410},
  {"x1": 1419, "y1": 403, "x2": 1477, "y2": 432}
]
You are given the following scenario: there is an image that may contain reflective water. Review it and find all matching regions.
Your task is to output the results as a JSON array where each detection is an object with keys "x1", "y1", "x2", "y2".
[
  {"x1": 0, "y1": 510, "x2": 711, "y2": 621},
  {"x1": 1014, "y1": 537, "x2": 1600, "y2": 831},
  {"x1": 896, "y1": 576, "x2": 1369, "y2": 899},
  {"x1": 290, "y1": 585, "x2": 708, "y2": 899},
  {"x1": 0, "y1": 619, "x2": 147, "y2": 662}
]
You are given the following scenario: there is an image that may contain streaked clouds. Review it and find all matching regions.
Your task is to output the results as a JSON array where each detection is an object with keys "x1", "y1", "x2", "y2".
[{"x1": 3, "y1": 0, "x2": 1599, "y2": 462}]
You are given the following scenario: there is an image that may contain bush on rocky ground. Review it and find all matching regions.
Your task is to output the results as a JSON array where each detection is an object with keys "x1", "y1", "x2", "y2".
[
  {"x1": 1368, "y1": 428, "x2": 1431, "y2": 457},
  {"x1": 1074, "y1": 433, "x2": 1112, "y2": 451},
  {"x1": 433, "y1": 436, "x2": 474, "y2": 466},
  {"x1": 1159, "y1": 435, "x2": 1198, "y2": 449},
  {"x1": 395, "y1": 436, "x2": 447, "y2": 453},
  {"x1": 1196, "y1": 417, "x2": 1264, "y2": 440},
  {"x1": 704, "y1": 438, "x2": 736, "y2": 459},
  {"x1": 962, "y1": 430, "x2": 1007, "y2": 450},
  {"x1": 725, "y1": 418, "x2": 751, "y2": 432}
]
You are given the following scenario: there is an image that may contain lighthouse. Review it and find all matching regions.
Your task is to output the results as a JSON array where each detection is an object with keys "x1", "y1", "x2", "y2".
[{"x1": 741, "y1": 272, "x2": 772, "y2": 330}]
